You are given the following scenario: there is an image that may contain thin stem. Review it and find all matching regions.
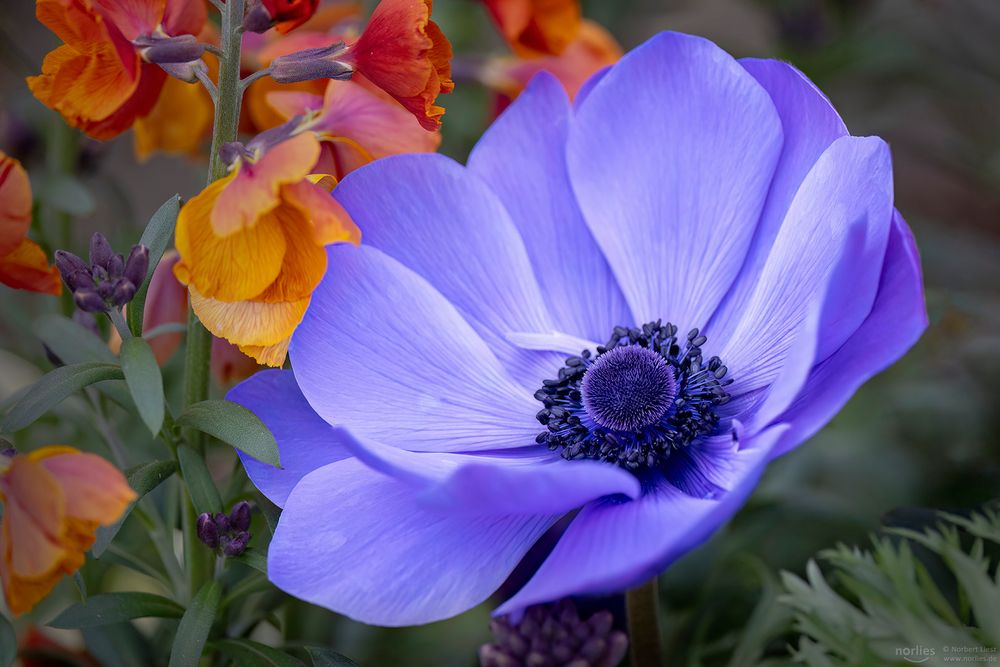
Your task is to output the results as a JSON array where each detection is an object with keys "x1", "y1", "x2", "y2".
[
  {"x1": 193, "y1": 66, "x2": 218, "y2": 103},
  {"x1": 239, "y1": 67, "x2": 272, "y2": 91},
  {"x1": 132, "y1": 504, "x2": 187, "y2": 597},
  {"x1": 208, "y1": 0, "x2": 224, "y2": 11},
  {"x1": 203, "y1": 43, "x2": 224, "y2": 58},
  {"x1": 626, "y1": 577, "x2": 663, "y2": 667},
  {"x1": 107, "y1": 308, "x2": 132, "y2": 341}
]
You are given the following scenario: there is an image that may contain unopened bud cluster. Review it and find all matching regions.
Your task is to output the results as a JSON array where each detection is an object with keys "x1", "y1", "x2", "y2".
[
  {"x1": 480, "y1": 601, "x2": 628, "y2": 667},
  {"x1": 197, "y1": 501, "x2": 252, "y2": 557},
  {"x1": 55, "y1": 233, "x2": 148, "y2": 313}
]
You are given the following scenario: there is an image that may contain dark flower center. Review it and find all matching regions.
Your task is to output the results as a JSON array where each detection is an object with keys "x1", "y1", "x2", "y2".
[{"x1": 534, "y1": 321, "x2": 733, "y2": 472}]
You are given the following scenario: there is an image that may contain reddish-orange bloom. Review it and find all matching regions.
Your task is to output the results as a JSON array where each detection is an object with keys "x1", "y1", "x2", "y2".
[
  {"x1": 0, "y1": 152, "x2": 61, "y2": 295},
  {"x1": 261, "y1": 0, "x2": 320, "y2": 33},
  {"x1": 484, "y1": 19, "x2": 620, "y2": 111},
  {"x1": 482, "y1": 0, "x2": 581, "y2": 56},
  {"x1": 340, "y1": 0, "x2": 454, "y2": 131},
  {"x1": 0, "y1": 447, "x2": 135, "y2": 615},
  {"x1": 28, "y1": 0, "x2": 206, "y2": 140},
  {"x1": 269, "y1": 78, "x2": 441, "y2": 179},
  {"x1": 174, "y1": 131, "x2": 360, "y2": 366}
]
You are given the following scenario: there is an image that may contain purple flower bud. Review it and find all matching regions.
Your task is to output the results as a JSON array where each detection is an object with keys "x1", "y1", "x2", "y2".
[
  {"x1": 269, "y1": 43, "x2": 352, "y2": 84},
  {"x1": 213, "y1": 512, "x2": 230, "y2": 532},
  {"x1": 229, "y1": 501, "x2": 251, "y2": 532},
  {"x1": 107, "y1": 253, "x2": 125, "y2": 279},
  {"x1": 136, "y1": 34, "x2": 206, "y2": 65},
  {"x1": 222, "y1": 531, "x2": 249, "y2": 557},
  {"x1": 54, "y1": 250, "x2": 94, "y2": 291},
  {"x1": 97, "y1": 279, "x2": 115, "y2": 300},
  {"x1": 123, "y1": 245, "x2": 149, "y2": 289},
  {"x1": 158, "y1": 58, "x2": 206, "y2": 84},
  {"x1": 242, "y1": 2, "x2": 273, "y2": 34},
  {"x1": 111, "y1": 278, "x2": 137, "y2": 307},
  {"x1": 89, "y1": 233, "x2": 113, "y2": 271},
  {"x1": 74, "y1": 288, "x2": 108, "y2": 313},
  {"x1": 197, "y1": 512, "x2": 219, "y2": 549}
]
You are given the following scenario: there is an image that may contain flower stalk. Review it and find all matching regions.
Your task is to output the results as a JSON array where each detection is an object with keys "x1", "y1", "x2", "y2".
[{"x1": 626, "y1": 577, "x2": 663, "y2": 667}]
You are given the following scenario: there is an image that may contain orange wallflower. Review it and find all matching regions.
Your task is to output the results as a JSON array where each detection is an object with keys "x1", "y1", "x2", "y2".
[
  {"x1": 28, "y1": 0, "x2": 206, "y2": 140},
  {"x1": 483, "y1": 19, "x2": 621, "y2": 110},
  {"x1": 174, "y1": 131, "x2": 360, "y2": 367},
  {"x1": 0, "y1": 152, "x2": 61, "y2": 295},
  {"x1": 0, "y1": 447, "x2": 135, "y2": 615},
  {"x1": 268, "y1": 78, "x2": 440, "y2": 179},
  {"x1": 482, "y1": 0, "x2": 581, "y2": 56},
  {"x1": 339, "y1": 0, "x2": 453, "y2": 131},
  {"x1": 133, "y1": 74, "x2": 214, "y2": 161}
]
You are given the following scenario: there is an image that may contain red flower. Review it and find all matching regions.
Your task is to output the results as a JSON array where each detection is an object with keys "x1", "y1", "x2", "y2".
[
  {"x1": 260, "y1": 0, "x2": 320, "y2": 34},
  {"x1": 340, "y1": 0, "x2": 453, "y2": 131},
  {"x1": 482, "y1": 0, "x2": 581, "y2": 56}
]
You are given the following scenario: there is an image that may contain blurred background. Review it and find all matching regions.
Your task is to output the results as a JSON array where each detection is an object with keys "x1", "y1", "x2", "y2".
[{"x1": 1, "y1": 0, "x2": 998, "y2": 665}]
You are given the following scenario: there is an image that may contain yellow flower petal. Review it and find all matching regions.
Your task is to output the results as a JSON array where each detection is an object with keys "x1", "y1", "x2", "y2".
[{"x1": 189, "y1": 286, "x2": 310, "y2": 348}]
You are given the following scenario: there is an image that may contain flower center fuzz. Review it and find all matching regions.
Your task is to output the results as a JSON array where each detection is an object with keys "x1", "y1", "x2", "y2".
[{"x1": 534, "y1": 322, "x2": 733, "y2": 472}]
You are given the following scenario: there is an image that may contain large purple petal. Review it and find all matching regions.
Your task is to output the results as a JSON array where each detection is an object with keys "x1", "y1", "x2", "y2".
[
  {"x1": 719, "y1": 135, "x2": 894, "y2": 397},
  {"x1": 768, "y1": 211, "x2": 927, "y2": 458},
  {"x1": 707, "y1": 59, "x2": 849, "y2": 344},
  {"x1": 468, "y1": 73, "x2": 629, "y2": 342},
  {"x1": 332, "y1": 428, "x2": 641, "y2": 515},
  {"x1": 496, "y1": 424, "x2": 789, "y2": 613},
  {"x1": 269, "y1": 458, "x2": 554, "y2": 626},
  {"x1": 290, "y1": 245, "x2": 539, "y2": 452},
  {"x1": 227, "y1": 369, "x2": 348, "y2": 507},
  {"x1": 334, "y1": 152, "x2": 559, "y2": 382},
  {"x1": 568, "y1": 32, "x2": 783, "y2": 329}
]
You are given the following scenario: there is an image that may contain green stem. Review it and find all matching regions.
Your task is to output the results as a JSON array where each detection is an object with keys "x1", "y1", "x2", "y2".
[
  {"x1": 626, "y1": 577, "x2": 663, "y2": 667},
  {"x1": 181, "y1": 0, "x2": 245, "y2": 448}
]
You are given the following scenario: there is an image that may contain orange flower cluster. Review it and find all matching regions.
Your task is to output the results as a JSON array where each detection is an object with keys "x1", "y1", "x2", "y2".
[
  {"x1": 28, "y1": 0, "x2": 206, "y2": 140},
  {"x1": 0, "y1": 152, "x2": 61, "y2": 296},
  {"x1": 174, "y1": 131, "x2": 360, "y2": 366},
  {"x1": 0, "y1": 447, "x2": 135, "y2": 615}
]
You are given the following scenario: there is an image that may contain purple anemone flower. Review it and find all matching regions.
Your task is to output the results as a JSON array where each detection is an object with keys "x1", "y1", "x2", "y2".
[{"x1": 230, "y1": 32, "x2": 927, "y2": 626}]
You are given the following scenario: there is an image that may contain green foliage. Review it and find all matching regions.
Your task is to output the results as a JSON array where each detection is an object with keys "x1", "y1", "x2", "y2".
[
  {"x1": 169, "y1": 580, "x2": 221, "y2": 667},
  {"x1": 127, "y1": 195, "x2": 181, "y2": 337},
  {"x1": 781, "y1": 510, "x2": 1000, "y2": 666},
  {"x1": 93, "y1": 459, "x2": 177, "y2": 556},
  {"x1": 177, "y1": 444, "x2": 223, "y2": 515},
  {"x1": 120, "y1": 337, "x2": 165, "y2": 435},
  {"x1": 50, "y1": 592, "x2": 185, "y2": 629},
  {"x1": 177, "y1": 399, "x2": 281, "y2": 467},
  {"x1": 0, "y1": 362, "x2": 123, "y2": 432}
]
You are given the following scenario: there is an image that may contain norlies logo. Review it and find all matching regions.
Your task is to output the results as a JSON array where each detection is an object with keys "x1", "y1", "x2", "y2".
[{"x1": 897, "y1": 645, "x2": 936, "y2": 664}]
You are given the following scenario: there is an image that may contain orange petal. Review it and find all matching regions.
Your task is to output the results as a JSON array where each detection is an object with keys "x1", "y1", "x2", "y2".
[
  {"x1": 133, "y1": 75, "x2": 213, "y2": 161},
  {"x1": 0, "y1": 238, "x2": 63, "y2": 296},
  {"x1": 37, "y1": 449, "x2": 136, "y2": 525},
  {"x1": 175, "y1": 177, "x2": 288, "y2": 301},
  {"x1": 0, "y1": 152, "x2": 32, "y2": 255},
  {"x1": 211, "y1": 132, "x2": 321, "y2": 236},
  {"x1": 239, "y1": 337, "x2": 291, "y2": 367},
  {"x1": 482, "y1": 0, "x2": 581, "y2": 57},
  {"x1": 282, "y1": 179, "x2": 361, "y2": 246},
  {"x1": 189, "y1": 286, "x2": 309, "y2": 347},
  {"x1": 0, "y1": 453, "x2": 65, "y2": 579},
  {"x1": 255, "y1": 203, "x2": 328, "y2": 303}
]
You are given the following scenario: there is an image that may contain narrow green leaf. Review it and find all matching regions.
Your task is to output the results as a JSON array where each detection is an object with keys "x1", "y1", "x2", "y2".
[
  {"x1": 0, "y1": 614, "x2": 15, "y2": 667},
  {"x1": 120, "y1": 337, "x2": 165, "y2": 435},
  {"x1": 128, "y1": 195, "x2": 180, "y2": 337},
  {"x1": 33, "y1": 314, "x2": 116, "y2": 364},
  {"x1": 82, "y1": 623, "x2": 154, "y2": 667},
  {"x1": 49, "y1": 592, "x2": 184, "y2": 628},
  {"x1": 178, "y1": 445, "x2": 223, "y2": 515},
  {"x1": 93, "y1": 459, "x2": 177, "y2": 557},
  {"x1": 177, "y1": 400, "x2": 280, "y2": 467},
  {"x1": 168, "y1": 580, "x2": 220, "y2": 667},
  {"x1": 232, "y1": 548, "x2": 267, "y2": 575},
  {"x1": 304, "y1": 647, "x2": 359, "y2": 667},
  {"x1": 40, "y1": 174, "x2": 95, "y2": 216},
  {"x1": 0, "y1": 362, "x2": 123, "y2": 433},
  {"x1": 213, "y1": 639, "x2": 304, "y2": 667}
]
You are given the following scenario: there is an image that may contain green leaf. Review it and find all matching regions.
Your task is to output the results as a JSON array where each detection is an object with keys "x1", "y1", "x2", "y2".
[
  {"x1": 40, "y1": 174, "x2": 95, "y2": 216},
  {"x1": 213, "y1": 639, "x2": 304, "y2": 667},
  {"x1": 120, "y1": 337, "x2": 165, "y2": 435},
  {"x1": 0, "y1": 362, "x2": 122, "y2": 433},
  {"x1": 232, "y1": 548, "x2": 267, "y2": 575},
  {"x1": 33, "y1": 314, "x2": 116, "y2": 364},
  {"x1": 49, "y1": 592, "x2": 184, "y2": 628},
  {"x1": 93, "y1": 459, "x2": 177, "y2": 557},
  {"x1": 304, "y1": 647, "x2": 359, "y2": 667},
  {"x1": 168, "y1": 580, "x2": 220, "y2": 667},
  {"x1": 128, "y1": 195, "x2": 180, "y2": 337},
  {"x1": 177, "y1": 445, "x2": 223, "y2": 515},
  {"x1": 82, "y1": 623, "x2": 154, "y2": 667},
  {"x1": 177, "y1": 400, "x2": 280, "y2": 467},
  {"x1": 0, "y1": 614, "x2": 15, "y2": 667}
]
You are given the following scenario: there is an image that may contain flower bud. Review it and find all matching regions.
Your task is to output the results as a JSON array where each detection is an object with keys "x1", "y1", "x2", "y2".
[
  {"x1": 269, "y1": 44, "x2": 352, "y2": 84},
  {"x1": 213, "y1": 512, "x2": 230, "y2": 533},
  {"x1": 73, "y1": 287, "x2": 108, "y2": 313},
  {"x1": 229, "y1": 501, "x2": 251, "y2": 532},
  {"x1": 136, "y1": 34, "x2": 206, "y2": 65},
  {"x1": 89, "y1": 233, "x2": 113, "y2": 271},
  {"x1": 107, "y1": 253, "x2": 125, "y2": 279},
  {"x1": 123, "y1": 245, "x2": 149, "y2": 289},
  {"x1": 222, "y1": 531, "x2": 249, "y2": 557},
  {"x1": 111, "y1": 278, "x2": 136, "y2": 307},
  {"x1": 196, "y1": 512, "x2": 219, "y2": 548},
  {"x1": 54, "y1": 250, "x2": 94, "y2": 291}
]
